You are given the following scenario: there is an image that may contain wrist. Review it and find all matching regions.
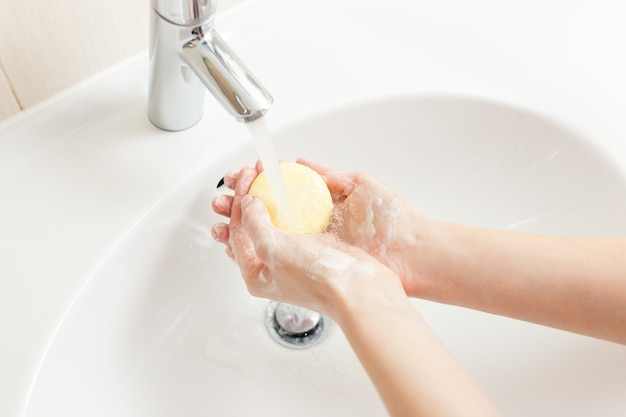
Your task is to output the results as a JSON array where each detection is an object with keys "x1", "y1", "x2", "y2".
[
  {"x1": 387, "y1": 213, "x2": 460, "y2": 302},
  {"x1": 331, "y1": 264, "x2": 414, "y2": 330}
]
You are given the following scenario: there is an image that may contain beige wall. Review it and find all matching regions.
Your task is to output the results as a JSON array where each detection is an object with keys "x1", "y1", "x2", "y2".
[{"x1": 0, "y1": 0, "x2": 242, "y2": 122}]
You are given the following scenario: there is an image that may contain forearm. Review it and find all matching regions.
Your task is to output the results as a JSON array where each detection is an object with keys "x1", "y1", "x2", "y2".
[
  {"x1": 409, "y1": 220, "x2": 626, "y2": 344},
  {"x1": 335, "y1": 286, "x2": 501, "y2": 417}
]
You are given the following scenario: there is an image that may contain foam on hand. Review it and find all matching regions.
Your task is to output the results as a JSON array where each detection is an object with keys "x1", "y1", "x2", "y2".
[{"x1": 248, "y1": 162, "x2": 333, "y2": 234}]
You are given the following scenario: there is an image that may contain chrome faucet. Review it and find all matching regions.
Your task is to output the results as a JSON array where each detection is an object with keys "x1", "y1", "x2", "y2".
[{"x1": 148, "y1": 0, "x2": 273, "y2": 131}]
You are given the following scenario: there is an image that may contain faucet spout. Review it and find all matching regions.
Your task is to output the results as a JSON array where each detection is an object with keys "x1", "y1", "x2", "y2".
[
  {"x1": 182, "y1": 29, "x2": 272, "y2": 122},
  {"x1": 148, "y1": 0, "x2": 272, "y2": 131}
]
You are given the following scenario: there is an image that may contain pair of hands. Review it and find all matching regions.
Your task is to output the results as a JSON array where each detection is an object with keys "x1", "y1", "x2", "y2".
[{"x1": 211, "y1": 159, "x2": 423, "y2": 320}]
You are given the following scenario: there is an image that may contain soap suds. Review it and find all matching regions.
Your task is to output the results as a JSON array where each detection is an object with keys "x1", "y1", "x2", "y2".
[
  {"x1": 258, "y1": 269, "x2": 282, "y2": 297},
  {"x1": 307, "y1": 247, "x2": 358, "y2": 283},
  {"x1": 329, "y1": 177, "x2": 403, "y2": 263}
]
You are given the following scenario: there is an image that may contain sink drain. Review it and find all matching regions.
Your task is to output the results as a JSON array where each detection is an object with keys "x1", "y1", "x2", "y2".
[{"x1": 265, "y1": 302, "x2": 329, "y2": 349}]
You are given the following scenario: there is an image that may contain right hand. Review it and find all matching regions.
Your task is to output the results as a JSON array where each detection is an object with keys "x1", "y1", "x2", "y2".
[{"x1": 297, "y1": 159, "x2": 429, "y2": 294}]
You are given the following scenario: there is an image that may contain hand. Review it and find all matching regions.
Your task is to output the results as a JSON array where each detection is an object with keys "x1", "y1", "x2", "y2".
[
  {"x1": 212, "y1": 164, "x2": 503, "y2": 417},
  {"x1": 211, "y1": 165, "x2": 407, "y2": 320},
  {"x1": 296, "y1": 159, "x2": 428, "y2": 294}
]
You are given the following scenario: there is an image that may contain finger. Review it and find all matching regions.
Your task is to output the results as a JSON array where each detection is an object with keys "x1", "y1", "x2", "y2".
[
  {"x1": 240, "y1": 194, "x2": 279, "y2": 266},
  {"x1": 234, "y1": 166, "x2": 258, "y2": 196},
  {"x1": 225, "y1": 246, "x2": 235, "y2": 261},
  {"x1": 228, "y1": 225, "x2": 266, "y2": 286},
  {"x1": 212, "y1": 194, "x2": 234, "y2": 217},
  {"x1": 296, "y1": 158, "x2": 357, "y2": 200},
  {"x1": 211, "y1": 222, "x2": 230, "y2": 244},
  {"x1": 228, "y1": 196, "x2": 265, "y2": 278},
  {"x1": 256, "y1": 159, "x2": 286, "y2": 173},
  {"x1": 223, "y1": 170, "x2": 239, "y2": 190},
  {"x1": 223, "y1": 183, "x2": 271, "y2": 290},
  {"x1": 224, "y1": 166, "x2": 257, "y2": 231},
  {"x1": 227, "y1": 198, "x2": 277, "y2": 298}
]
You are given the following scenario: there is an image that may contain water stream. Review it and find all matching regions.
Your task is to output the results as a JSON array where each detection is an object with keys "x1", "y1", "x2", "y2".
[{"x1": 245, "y1": 116, "x2": 292, "y2": 224}]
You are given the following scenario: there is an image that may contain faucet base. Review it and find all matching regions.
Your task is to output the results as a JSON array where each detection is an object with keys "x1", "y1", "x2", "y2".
[{"x1": 148, "y1": 9, "x2": 206, "y2": 131}]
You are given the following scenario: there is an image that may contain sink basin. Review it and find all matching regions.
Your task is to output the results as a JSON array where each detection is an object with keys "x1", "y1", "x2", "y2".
[
  {"x1": 23, "y1": 96, "x2": 626, "y2": 417},
  {"x1": 3, "y1": 0, "x2": 626, "y2": 415}
]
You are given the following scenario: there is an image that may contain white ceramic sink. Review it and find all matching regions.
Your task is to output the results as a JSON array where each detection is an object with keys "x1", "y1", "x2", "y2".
[
  {"x1": 22, "y1": 96, "x2": 626, "y2": 416},
  {"x1": 2, "y1": 0, "x2": 626, "y2": 416}
]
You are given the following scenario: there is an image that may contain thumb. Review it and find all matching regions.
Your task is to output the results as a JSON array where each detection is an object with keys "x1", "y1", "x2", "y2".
[
  {"x1": 296, "y1": 158, "x2": 356, "y2": 200},
  {"x1": 241, "y1": 195, "x2": 279, "y2": 266}
]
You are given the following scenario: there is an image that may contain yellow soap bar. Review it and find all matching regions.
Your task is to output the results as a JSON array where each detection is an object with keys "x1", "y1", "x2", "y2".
[{"x1": 248, "y1": 162, "x2": 333, "y2": 234}]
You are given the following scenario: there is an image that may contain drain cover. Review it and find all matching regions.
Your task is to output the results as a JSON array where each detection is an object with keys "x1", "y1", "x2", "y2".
[{"x1": 265, "y1": 302, "x2": 329, "y2": 349}]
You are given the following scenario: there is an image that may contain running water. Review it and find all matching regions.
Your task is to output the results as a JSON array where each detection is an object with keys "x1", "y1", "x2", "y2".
[
  {"x1": 245, "y1": 117, "x2": 329, "y2": 355},
  {"x1": 245, "y1": 116, "x2": 292, "y2": 224}
]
